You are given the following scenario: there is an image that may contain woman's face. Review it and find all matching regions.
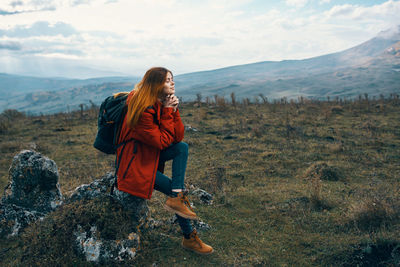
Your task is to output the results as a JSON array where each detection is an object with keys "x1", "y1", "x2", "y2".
[{"x1": 162, "y1": 72, "x2": 175, "y2": 96}]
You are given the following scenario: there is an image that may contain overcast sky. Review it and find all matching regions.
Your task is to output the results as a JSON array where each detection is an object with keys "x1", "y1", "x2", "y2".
[{"x1": 1, "y1": 0, "x2": 400, "y2": 77}]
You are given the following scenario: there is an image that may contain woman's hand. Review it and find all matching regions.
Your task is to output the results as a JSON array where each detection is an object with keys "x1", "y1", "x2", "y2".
[{"x1": 163, "y1": 94, "x2": 179, "y2": 111}]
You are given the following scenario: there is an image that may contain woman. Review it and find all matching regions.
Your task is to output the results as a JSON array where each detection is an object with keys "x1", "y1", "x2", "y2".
[{"x1": 115, "y1": 67, "x2": 213, "y2": 254}]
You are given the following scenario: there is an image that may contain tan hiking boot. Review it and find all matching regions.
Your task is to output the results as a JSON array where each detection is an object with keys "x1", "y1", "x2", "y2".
[
  {"x1": 182, "y1": 229, "x2": 214, "y2": 254},
  {"x1": 165, "y1": 192, "x2": 198, "y2": 220}
]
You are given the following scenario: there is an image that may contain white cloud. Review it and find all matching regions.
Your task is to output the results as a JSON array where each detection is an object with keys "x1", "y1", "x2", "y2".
[
  {"x1": 325, "y1": 1, "x2": 400, "y2": 21},
  {"x1": 1, "y1": 0, "x2": 400, "y2": 76},
  {"x1": 319, "y1": 0, "x2": 330, "y2": 4},
  {"x1": 0, "y1": 0, "x2": 57, "y2": 14},
  {"x1": 285, "y1": 0, "x2": 308, "y2": 8}
]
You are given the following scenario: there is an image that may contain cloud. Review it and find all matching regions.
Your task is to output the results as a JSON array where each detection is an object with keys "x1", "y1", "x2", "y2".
[
  {"x1": 0, "y1": 41, "x2": 21, "y2": 50},
  {"x1": 377, "y1": 25, "x2": 400, "y2": 39},
  {"x1": 0, "y1": 21, "x2": 78, "y2": 37},
  {"x1": 0, "y1": 39, "x2": 85, "y2": 57},
  {"x1": 325, "y1": 4, "x2": 357, "y2": 18},
  {"x1": 0, "y1": 9, "x2": 21, "y2": 15},
  {"x1": 325, "y1": 1, "x2": 400, "y2": 21},
  {"x1": 285, "y1": 0, "x2": 308, "y2": 8},
  {"x1": 72, "y1": 0, "x2": 91, "y2": 6},
  {"x1": 10, "y1": 1, "x2": 23, "y2": 8},
  {"x1": 1, "y1": 0, "x2": 400, "y2": 77},
  {"x1": 0, "y1": 0, "x2": 56, "y2": 15},
  {"x1": 319, "y1": 0, "x2": 330, "y2": 4}
]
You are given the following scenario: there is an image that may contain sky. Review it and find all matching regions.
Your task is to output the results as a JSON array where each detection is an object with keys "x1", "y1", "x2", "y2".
[{"x1": 0, "y1": 0, "x2": 400, "y2": 77}]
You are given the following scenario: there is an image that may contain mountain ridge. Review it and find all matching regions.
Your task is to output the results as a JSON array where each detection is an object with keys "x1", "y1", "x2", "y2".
[{"x1": 1, "y1": 26, "x2": 400, "y2": 114}]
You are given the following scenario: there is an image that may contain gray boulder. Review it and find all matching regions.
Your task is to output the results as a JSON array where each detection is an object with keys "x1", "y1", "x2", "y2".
[
  {"x1": 2, "y1": 150, "x2": 62, "y2": 211},
  {"x1": 68, "y1": 173, "x2": 149, "y2": 263},
  {"x1": 0, "y1": 151, "x2": 150, "y2": 264},
  {"x1": 68, "y1": 172, "x2": 115, "y2": 202},
  {"x1": 0, "y1": 203, "x2": 44, "y2": 237},
  {"x1": 0, "y1": 150, "x2": 63, "y2": 237},
  {"x1": 68, "y1": 172, "x2": 149, "y2": 222}
]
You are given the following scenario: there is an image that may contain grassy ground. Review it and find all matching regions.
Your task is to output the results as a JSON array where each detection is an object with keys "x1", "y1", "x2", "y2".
[{"x1": 0, "y1": 97, "x2": 399, "y2": 266}]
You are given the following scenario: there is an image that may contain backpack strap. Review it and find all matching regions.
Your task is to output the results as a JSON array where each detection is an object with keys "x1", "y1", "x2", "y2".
[{"x1": 110, "y1": 139, "x2": 137, "y2": 195}]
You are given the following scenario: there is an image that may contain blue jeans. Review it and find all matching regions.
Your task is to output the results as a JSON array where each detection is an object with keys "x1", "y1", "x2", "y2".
[{"x1": 154, "y1": 142, "x2": 193, "y2": 235}]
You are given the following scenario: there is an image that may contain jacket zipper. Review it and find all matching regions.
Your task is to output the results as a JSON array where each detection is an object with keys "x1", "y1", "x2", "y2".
[{"x1": 121, "y1": 141, "x2": 137, "y2": 181}]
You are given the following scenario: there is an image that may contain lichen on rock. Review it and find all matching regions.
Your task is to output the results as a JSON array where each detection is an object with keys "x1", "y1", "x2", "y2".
[
  {"x1": 74, "y1": 224, "x2": 140, "y2": 263},
  {"x1": 64, "y1": 173, "x2": 148, "y2": 263},
  {"x1": 0, "y1": 150, "x2": 63, "y2": 237}
]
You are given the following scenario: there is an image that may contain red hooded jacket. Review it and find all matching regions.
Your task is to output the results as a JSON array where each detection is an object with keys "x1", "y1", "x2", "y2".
[{"x1": 116, "y1": 92, "x2": 184, "y2": 199}]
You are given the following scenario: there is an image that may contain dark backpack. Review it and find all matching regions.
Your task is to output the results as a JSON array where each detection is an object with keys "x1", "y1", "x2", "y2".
[
  {"x1": 93, "y1": 93, "x2": 130, "y2": 154},
  {"x1": 93, "y1": 93, "x2": 157, "y2": 194},
  {"x1": 93, "y1": 93, "x2": 135, "y2": 194}
]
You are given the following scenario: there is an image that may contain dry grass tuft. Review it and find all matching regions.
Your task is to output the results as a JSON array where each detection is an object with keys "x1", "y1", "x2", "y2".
[
  {"x1": 347, "y1": 198, "x2": 400, "y2": 231},
  {"x1": 304, "y1": 162, "x2": 343, "y2": 181},
  {"x1": 330, "y1": 106, "x2": 344, "y2": 114}
]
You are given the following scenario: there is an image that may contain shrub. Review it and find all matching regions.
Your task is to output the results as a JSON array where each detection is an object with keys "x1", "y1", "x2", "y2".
[
  {"x1": 1, "y1": 109, "x2": 25, "y2": 120},
  {"x1": 330, "y1": 106, "x2": 344, "y2": 114},
  {"x1": 0, "y1": 116, "x2": 9, "y2": 133}
]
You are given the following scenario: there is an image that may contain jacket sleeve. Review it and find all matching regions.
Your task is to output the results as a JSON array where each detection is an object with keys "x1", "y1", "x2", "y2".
[
  {"x1": 132, "y1": 107, "x2": 176, "y2": 150},
  {"x1": 173, "y1": 109, "x2": 184, "y2": 143}
]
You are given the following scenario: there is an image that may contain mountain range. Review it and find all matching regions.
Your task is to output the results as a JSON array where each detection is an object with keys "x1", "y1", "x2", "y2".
[{"x1": 1, "y1": 26, "x2": 399, "y2": 114}]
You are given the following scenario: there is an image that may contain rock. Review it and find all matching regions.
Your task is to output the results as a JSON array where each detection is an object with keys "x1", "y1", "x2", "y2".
[
  {"x1": 2, "y1": 150, "x2": 63, "y2": 212},
  {"x1": 67, "y1": 173, "x2": 149, "y2": 263},
  {"x1": 193, "y1": 220, "x2": 211, "y2": 232},
  {"x1": 68, "y1": 172, "x2": 149, "y2": 222},
  {"x1": 185, "y1": 125, "x2": 198, "y2": 132},
  {"x1": 146, "y1": 218, "x2": 164, "y2": 229},
  {"x1": 112, "y1": 187, "x2": 149, "y2": 222},
  {"x1": 74, "y1": 225, "x2": 140, "y2": 263},
  {"x1": 167, "y1": 215, "x2": 211, "y2": 232},
  {"x1": 0, "y1": 150, "x2": 63, "y2": 237},
  {"x1": 168, "y1": 214, "x2": 179, "y2": 224},
  {"x1": 68, "y1": 172, "x2": 115, "y2": 202},
  {"x1": 0, "y1": 203, "x2": 44, "y2": 237},
  {"x1": 191, "y1": 189, "x2": 213, "y2": 205},
  {"x1": 1, "y1": 151, "x2": 150, "y2": 264}
]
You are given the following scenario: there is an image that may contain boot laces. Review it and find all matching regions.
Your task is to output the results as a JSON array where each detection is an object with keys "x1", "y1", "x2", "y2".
[
  {"x1": 180, "y1": 192, "x2": 194, "y2": 212},
  {"x1": 190, "y1": 231, "x2": 202, "y2": 247}
]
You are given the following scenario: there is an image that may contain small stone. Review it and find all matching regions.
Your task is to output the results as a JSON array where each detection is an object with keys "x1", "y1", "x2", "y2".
[
  {"x1": 185, "y1": 125, "x2": 198, "y2": 132},
  {"x1": 193, "y1": 219, "x2": 211, "y2": 232},
  {"x1": 168, "y1": 215, "x2": 178, "y2": 224},
  {"x1": 191, "y1": 189, "x2": 213, "y2": 205}
]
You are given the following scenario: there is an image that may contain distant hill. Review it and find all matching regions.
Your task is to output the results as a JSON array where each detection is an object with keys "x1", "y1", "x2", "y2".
[
  {"x1": 0, "y1": 74, "x2": 139, "y2": 96},
  {"x1": 0, "y1": 76, "x2": 139, "y2": 114},
  {"x1": 2, "y1": 82, "x2": 135, "y2": 115},
  {"x1": 1, "y1": 26, "x2": 400, "y2": 114},
  {"x1": 175, "y1": 26, "x2": 400, "y2": 100}
]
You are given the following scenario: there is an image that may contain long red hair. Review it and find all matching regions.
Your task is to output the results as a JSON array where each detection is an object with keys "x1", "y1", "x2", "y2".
[{"x1": 124, "y1": 67, "x2": 171, "y2": 128}]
